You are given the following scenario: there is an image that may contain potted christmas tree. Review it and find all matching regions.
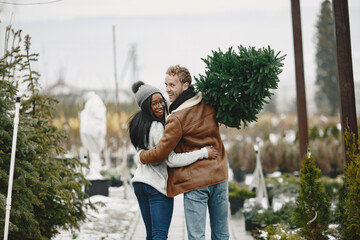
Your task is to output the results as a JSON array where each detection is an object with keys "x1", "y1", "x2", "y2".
[
  {"x1": 337, "y1": 128, "x2": 360, "y2": 239},
  {"x1": 228, "y1": 181, "x2": 255, "y2": 215},
  {"x1": 292, "y1": 151, "x2": 331, "y2": 240}
]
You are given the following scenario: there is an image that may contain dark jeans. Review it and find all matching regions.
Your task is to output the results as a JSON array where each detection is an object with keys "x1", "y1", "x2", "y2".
[{"x1": 133, "y1": 182, "x2": 174, "y2": 240}]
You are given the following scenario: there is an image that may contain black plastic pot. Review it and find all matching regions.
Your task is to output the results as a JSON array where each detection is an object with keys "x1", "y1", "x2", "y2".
[
  {"x1": 245, "y1": 219, "x2": 261, "y2": 231},
  {"x1": 110, "y1": 177, "x2": 123, "y2": 187},
  {"x1": 85, "y1": 179, "x2": 111, "y2": 197},
  {"x1": 229, "y1": 198, "x2": 245, "y2": 215},
  {"x1": 232, "y1": 168, "x2": 246, "y2": 182}
]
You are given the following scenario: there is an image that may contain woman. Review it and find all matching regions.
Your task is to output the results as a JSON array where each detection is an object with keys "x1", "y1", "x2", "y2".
[{"x1": 128, "y1": 81, "x2": 217, "y2": 240}]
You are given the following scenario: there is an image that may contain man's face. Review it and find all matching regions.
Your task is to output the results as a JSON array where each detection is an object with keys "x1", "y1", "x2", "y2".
[{"x1": 165, "y1": 74, "x2": 189, "y2": 102}]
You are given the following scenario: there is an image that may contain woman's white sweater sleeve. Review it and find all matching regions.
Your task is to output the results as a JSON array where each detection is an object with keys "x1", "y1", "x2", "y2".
[
  {"x1": 150, "y1": 121, "x2": 208, "y2": 168},
  {"x1": 166, "y1": 147, "x2": 208, "y2": 168}
]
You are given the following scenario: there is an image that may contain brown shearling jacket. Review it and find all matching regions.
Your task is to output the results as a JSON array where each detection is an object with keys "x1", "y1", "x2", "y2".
[{"x1": 139, "y1": 93, "x2": 228, "y2": 197}]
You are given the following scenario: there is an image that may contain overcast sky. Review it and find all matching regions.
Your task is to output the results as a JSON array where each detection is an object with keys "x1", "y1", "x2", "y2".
[
  {"x1": 1, "y1": 0, "x2": 360, "y2": 113},
  {"x1": 2, "y1": 0, "x2": 331, "y2": 21}
]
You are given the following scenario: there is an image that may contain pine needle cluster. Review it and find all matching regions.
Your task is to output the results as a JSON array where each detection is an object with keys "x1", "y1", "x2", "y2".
[
  {"x1": 194, "y1": 45, "x2": 285, "y2": 129},
  {"x1": 338, "y1": 128, "x2": 360, "y2": 239}
]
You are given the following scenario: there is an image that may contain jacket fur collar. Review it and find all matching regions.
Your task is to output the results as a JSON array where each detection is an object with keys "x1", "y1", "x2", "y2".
[{"x1": 169, "y1": 92, "x2": 203, "y2": 115}]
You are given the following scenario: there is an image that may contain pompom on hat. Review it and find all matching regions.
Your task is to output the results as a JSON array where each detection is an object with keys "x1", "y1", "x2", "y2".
[{"x1": 132, "y1": 81, "x2": 161, "y2": 107}]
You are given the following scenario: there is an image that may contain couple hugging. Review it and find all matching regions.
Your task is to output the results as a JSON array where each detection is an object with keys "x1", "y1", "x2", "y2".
[{"x1": 128, "y1": 64, "x2": 229, "y2": 240}]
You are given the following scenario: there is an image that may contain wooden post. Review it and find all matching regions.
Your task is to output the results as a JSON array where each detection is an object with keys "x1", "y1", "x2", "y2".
[
  {"x1": 332, "y1": 0, "x2": 358, "y2": 163},
  {"x1": 291, "y1": 0, "x2": 309, "y2": 160}
]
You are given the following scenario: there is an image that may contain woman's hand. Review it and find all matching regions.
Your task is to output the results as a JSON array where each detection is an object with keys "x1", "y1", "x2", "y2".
[{"x1": 205, "y1": 146, "x2": 219, "y2": 160}]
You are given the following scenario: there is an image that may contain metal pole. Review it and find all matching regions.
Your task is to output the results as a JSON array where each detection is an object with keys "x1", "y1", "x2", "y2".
[
  {"x1": 122, "y1": 138, "x2": 128, "y2": 200},
  {"x1": 3, "y1": 97, "x2": 20, "y2": 240},
  {"x1": 113, "y1": 25, "x2": 120, "y2": 114},
  {"x1": 291, "y1": 0, "x2": 309, "y2": 160},
  {"x1": 113, "y1": 25, "x2": 124, "y2": 172},
  {"x1": 332, "y1": 0, "x2": 358, "y2": 163}
]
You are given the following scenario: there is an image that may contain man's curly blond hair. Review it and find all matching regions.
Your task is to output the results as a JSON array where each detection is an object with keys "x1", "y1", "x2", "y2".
[{"x1": 166, "y1": 65, "x2": 192, "y2": 85}]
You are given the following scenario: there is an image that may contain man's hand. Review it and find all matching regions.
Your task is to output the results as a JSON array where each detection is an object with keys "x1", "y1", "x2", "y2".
[{"x1": 205, "y1": 146, "x2": 219, "y2": 160}]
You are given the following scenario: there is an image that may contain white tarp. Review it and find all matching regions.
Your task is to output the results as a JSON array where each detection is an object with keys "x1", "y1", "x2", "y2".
[
  {"x1": 80, "y1": 92, "x2": 106, "y2": 180},
  {"x1": 249, "y1": 143, "x2": 269, "y2": 209}
]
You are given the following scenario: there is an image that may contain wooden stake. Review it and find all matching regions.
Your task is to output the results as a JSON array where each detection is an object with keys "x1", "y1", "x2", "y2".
[
  {"x1": 291, "y1": 0, "x2": 309, "y2": 161},
  {"x1": 332, "y1": 0, "x2": 358, "y2": 163}
]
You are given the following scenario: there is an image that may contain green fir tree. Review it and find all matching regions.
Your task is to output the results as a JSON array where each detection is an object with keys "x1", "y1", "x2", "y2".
[
  {"x1": 292, "y1": 151, "x2": 331, "y2": 240},
  {"x1": 314, "y1": 0, "x2": 338, "y2": 116},
  {"x1": 338, "y1": 128, "x2": 360, "y2": 239},
  {"x1": 195, "y1": 45, "x2": 285, "y2": 129},
  {"x1": 0, "y1": 27, "x2": 95, "y2": 239}
]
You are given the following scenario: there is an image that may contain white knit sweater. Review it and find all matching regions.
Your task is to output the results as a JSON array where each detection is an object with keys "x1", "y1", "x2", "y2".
[{"x1": 131, "y1": 121, "x2": 208, "y2": 195}]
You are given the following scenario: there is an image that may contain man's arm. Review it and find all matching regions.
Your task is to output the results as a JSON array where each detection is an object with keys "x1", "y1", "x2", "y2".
[{"x1": 140, "y1": 115, "x2": 183, "y2": 164}]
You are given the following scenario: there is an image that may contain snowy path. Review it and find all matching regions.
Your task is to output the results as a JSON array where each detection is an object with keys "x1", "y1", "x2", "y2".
[
  {"x1": 53, "y1": 186, "x2": 253, "y2": 240},
  {"x1": 53, "y1": 187, "x2": 138, "y2": 240}
]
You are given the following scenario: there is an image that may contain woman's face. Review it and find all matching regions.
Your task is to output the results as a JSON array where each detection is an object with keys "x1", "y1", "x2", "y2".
[{"x1": 151, "y1": 93, "x2": 165, "y2": 119}]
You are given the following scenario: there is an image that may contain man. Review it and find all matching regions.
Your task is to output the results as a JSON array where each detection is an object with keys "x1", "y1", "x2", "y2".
[{"x1": 139, "y1": 65, "x2": 229, "y2": 240}]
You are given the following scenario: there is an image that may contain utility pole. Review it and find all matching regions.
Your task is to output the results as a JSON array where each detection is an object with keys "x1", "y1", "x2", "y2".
[
  {"x1": 112, "y1": 25, "x2": 120, "y2": 114},
  {"x1": 113, "y1": 26, "x2": 131, "y2": 199},
  {"x1": 131, "y1": 44, "x2": 138, "y2": 85},
  {"x1": 291, "y1": 0, "x2": 309, "y2": 161},
  {"x1": 332, "y1": 0, "x2": 358, "y2": 163}
]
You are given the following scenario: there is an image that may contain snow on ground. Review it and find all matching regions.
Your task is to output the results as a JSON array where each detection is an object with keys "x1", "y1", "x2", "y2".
[{"x1": 53, "y1": 186, "x2": 138, "y2": 240}]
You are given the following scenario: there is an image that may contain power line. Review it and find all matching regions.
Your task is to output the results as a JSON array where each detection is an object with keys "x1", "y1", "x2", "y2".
[{"x1": 0, "y1": 0, "x2": 63, "y2": 5}]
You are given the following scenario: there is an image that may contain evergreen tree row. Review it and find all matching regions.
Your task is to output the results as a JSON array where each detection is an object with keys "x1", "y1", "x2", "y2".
[{"x1": 0, "y1": 27, "x2": 95, "y2": 239}]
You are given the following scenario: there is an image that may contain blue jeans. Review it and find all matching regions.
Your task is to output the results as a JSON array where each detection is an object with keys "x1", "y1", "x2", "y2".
[
  {"x1": 184, "y1": 180, "x2": 229, "y2": 240},
  {"x1": 133, "y1": 182, "x2": 174, "y2": 240}
]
